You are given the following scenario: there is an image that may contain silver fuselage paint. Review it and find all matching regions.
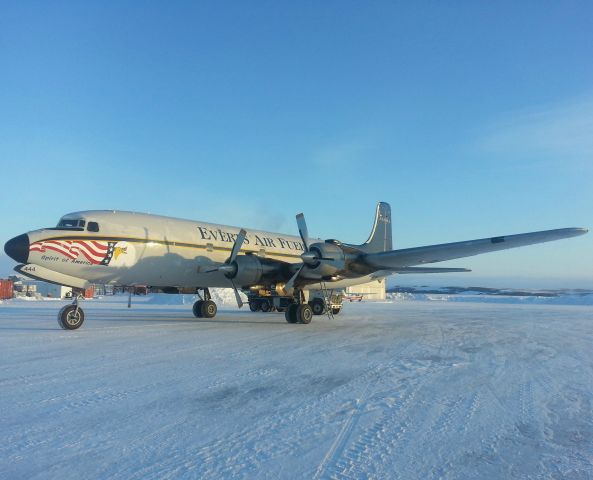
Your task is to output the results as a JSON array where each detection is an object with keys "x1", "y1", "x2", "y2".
[{"x1": 26, "y1": 210, "x2": 385, "y2": 289}]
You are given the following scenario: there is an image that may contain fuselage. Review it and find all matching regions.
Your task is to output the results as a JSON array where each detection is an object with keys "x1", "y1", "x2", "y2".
[{"x1": 15, "y1": 210, "x2": 384, "y2": 290}]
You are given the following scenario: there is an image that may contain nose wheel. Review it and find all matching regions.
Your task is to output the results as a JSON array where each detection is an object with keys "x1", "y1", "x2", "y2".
[{"x1": 58, "y1": 297, "x2": 85, "y2": 330}]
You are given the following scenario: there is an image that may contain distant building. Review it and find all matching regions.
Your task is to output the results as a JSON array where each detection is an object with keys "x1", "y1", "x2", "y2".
[
  {"x1": 0, "y1": 279, "x2": 13, "y2": 299},
  {"x1": 10, "y1": 276, "x2": 96, "y2": 299},
  {"x1": 346, "y1": 279, "x2": 386, "y2": 300},
  {"x1": 21, "y1": 280, "x2": 71, "y2": 298}
]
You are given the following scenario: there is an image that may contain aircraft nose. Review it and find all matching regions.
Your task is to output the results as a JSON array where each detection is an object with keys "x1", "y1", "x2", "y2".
[{"x1": 4, "y1": 234, "x2": 29, "y2": 264}]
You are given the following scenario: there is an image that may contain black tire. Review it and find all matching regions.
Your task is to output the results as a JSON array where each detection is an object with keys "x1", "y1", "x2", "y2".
[
  {"x1": 297, "y1": 304, "x2": 313, "y2": 324},
  {"x1": 331, "y1": 307, "x2": 342, "y2": 315},
  {"x1": 285, "y1": 304, "x2": 298, "y2": 323},
  {"x1": 193, "y1": 300, "x2": 204, "y2": 318},
  {"x1": 309, "y1": 298, "x2": 326, "y2": 315},
  {"x1": 260, "y1": 300, "x2": 271, "y2": 312},
  {"x1": 58, "y1": 305, "x2": 85, "y2": 330},
  {"x1": 249, "y1": 300, "x2": 261, "y2": 312},
  {"x1": 201, "y1": 300, "x2": 217, "y2": 318}
]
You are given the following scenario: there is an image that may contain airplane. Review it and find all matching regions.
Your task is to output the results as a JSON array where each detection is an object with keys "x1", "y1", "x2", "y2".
[
  {"x1": 3, "y1": 202, "x2": 588, "y2": 330},
  {"x1": 343, "y1": 292, "x2": 364, "y2": 302}
]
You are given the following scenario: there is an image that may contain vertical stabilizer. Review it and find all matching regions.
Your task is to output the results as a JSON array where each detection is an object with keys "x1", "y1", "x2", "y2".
[{"x1": 360, "y1": 202, "x2": 392, "y2": 253}]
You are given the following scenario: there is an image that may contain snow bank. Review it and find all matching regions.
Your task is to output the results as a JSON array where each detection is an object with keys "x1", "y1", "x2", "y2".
[
  {"x1": 387, "y1": 291, "x2": 593, "y2": 306},
  {"x1": 85, "y1": 289, "x2": 250, "y2": 307},
  {"x1": 142, "y1": 289, "x2": 248, "y2": 306},
  {"x1": 9, "y1": 296, "x2": 63, "y2": 302}
]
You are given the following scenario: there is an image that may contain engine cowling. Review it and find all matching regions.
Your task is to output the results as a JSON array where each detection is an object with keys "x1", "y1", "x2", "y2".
[
  {"x1": 303, "y1": 241, "x2": 346, "y2": 278},
  {"x1": 227, "y1": 255, "x2": 280, "y2": 286}
]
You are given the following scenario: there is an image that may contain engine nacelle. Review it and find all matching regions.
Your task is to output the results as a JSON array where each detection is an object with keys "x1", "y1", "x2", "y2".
[
  {"x1": 305, "y1": 242, "x2": 346, "y2": 278},
  {"x1": 230, "y1": 255, "x2": 279, "y2": 286}
]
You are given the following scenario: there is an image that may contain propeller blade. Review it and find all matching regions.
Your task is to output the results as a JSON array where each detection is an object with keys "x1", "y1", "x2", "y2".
[
  {"x1": 230, "y1": 279, "x2": 243, "y2": 308},
  {"x1": 229, "y1": 229, "x2": 247, "y2": 263},
  {"x1": 200, "y1": 263, "x2": 224, "y2": 273},
  {"x1": 296, "y1": 213, "x2": 310, "y2": 251},
  {"x1": 204, "y1": 263, "x2": 235, "y2": 274},
  {"x1": 301, "y1": 252, "x2": 334, "y2": 264},
  {"x1": 205, "y1": 229, "x2": 246, "y2": 275},
  {"x1": 285, "y1": 263, "x2": 305, "y2": 292}
]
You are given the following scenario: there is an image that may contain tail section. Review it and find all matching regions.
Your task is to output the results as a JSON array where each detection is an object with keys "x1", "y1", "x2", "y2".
[{"x1": 356, "y1": 202, "x2": 392, "y2": 253}]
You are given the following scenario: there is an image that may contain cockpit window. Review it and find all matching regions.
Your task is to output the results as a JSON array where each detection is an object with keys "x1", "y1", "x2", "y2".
[
  {"x1": 87, "y1": 222, "x2": 100, "y2": 232},
  {"x1": 57, "y1": 219, "x2": 86, "y2": 228}
]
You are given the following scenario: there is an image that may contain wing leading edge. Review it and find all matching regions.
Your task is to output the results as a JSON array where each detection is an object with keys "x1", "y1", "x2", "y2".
[{"x1": 364, "y1": 227, "x2": 588, "y2": 270}]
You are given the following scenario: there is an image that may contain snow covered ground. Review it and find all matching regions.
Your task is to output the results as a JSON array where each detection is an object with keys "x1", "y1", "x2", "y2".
[{"x1": 1, "y1": 296, "x2": 592, "y2": 479}]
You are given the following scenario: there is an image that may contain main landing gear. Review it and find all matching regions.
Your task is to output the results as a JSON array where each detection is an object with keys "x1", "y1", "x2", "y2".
[
  {"x1": 58, "y1": 294, "x2": 85, "y2": 330},
  {"x1": 192, "y1": 288, "x2": 218, "y2": 319},
  {"x1": 284, "y1": 303, "x2": 313, "y2": 324},
  {"x1": 282, "y1": 290, "x2": 314, "y2": 324},
  {"x1": 246, "y1": 288, "x2": 343, "y2": 324}
]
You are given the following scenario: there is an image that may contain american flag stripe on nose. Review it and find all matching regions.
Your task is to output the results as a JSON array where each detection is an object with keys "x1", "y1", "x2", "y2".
[{"x1": 29, "y1": 240, "x2": 116, "y2": 265}]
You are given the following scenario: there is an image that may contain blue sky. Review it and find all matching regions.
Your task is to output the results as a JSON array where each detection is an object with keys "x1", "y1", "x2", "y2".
[{"x1": 1, "y1": 1, "x2": 591, "y2": 287}]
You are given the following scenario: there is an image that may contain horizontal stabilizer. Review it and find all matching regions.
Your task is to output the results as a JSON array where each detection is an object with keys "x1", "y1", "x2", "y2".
[
  {"x1": 391, "y1": 267, "x2": 471, "y2": 274},
  {"x1": 364, "y1": 227, "x2": 588, "y2": 269}
]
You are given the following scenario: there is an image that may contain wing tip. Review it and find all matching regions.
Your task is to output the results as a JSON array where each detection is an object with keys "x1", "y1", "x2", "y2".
[{"x1": 550, "y1": 227, "x2": 588, "y2": 237}]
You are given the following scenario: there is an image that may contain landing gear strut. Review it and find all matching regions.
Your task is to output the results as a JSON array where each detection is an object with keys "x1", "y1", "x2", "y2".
[
  {"x1": 192, "y1": 288, "x2": 217, "y2": 319},
  {"x1": 58, "y1": 294, "x2": 85, "y2": 330}
]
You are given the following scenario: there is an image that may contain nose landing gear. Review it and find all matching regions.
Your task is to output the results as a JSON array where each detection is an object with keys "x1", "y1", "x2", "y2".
[{"x1": 58, "y1": 294, "x2": 85, "y2": 330}]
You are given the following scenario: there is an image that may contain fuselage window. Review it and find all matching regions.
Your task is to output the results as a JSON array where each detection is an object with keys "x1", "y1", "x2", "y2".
[
  {"x1": 57, "y1": 219, "x2": 86, "y2": 228},
  {"x1": 87, "y1": 222, "x2": 100, "y2": 232}
]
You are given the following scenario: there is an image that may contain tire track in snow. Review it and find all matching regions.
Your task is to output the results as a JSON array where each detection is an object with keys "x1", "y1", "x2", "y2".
[
  {"x1": 327, "y1": 376, "x2": 425, "y2": 480},
  {"x1": 312, "y1": 396, "x2": 367, "y2": 480},
  {"x1": 316, "y1": 349, "x2": 442, "y2": 479},
  {"x1": 120, "y1": 340, "x2": 418, "y2": 479}
]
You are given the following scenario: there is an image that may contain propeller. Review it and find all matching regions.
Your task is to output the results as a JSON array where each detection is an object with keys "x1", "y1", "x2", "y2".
[
  {"x1": 296, "y1": 213, "x2": 310, "y2": 251},
  {"x1": 285, "y1": 213, "x2": 334, "y2": 292},
  {"x1": 205, "y1": 229, "x2": 247, "y2": 308},
  {"x1": 284, "y1": 263, "x2": 305, "y2": 292}
]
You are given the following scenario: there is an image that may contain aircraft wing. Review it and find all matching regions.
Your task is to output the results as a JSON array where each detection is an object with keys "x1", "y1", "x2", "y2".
[{"x1": 363, "y1": 227, "x2": 588, "y2": 270}]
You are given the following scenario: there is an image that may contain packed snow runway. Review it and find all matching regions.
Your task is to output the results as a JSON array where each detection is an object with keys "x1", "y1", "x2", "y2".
[{"x1": 1, "y1": 298, "x2": 592, "y2": 479}]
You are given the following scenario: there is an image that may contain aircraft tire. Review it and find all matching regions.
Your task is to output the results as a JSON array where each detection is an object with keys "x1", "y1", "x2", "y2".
[
  {"x1": 297, "y1": 304, "x2": 313, "y2": 324},
  {"x1": 58, "y1": 305, "x2": 85, "y2": 330},
  {"x1": 193, "y1": 300, "x2": 204, "y2": 318},
  {"x1": 201, "y1": 300, "x2": 217, "y2": 318},
  {"x1": 249, "y1": 300, "x2": 261, "y2": 312},
  {"x1": 309, "y1": 298, "x2": 326, "y2": 315},
  {"x1": 285, "y1": 304, "x2": 298, "y2": 323},
  {"x1": 260, "y1": 300, "x2": 271, "y2": 313},
  {"x1": 331, "y1": 306, "x2": 342, "y2": 315}
]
